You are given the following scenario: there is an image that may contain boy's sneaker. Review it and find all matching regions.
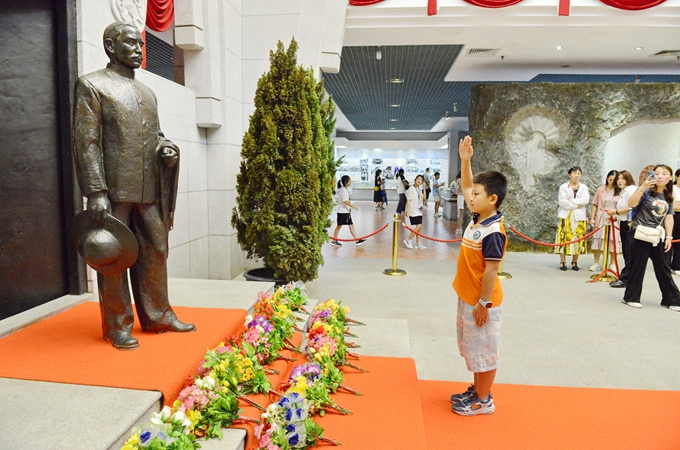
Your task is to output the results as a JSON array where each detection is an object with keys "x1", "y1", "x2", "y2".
[
  {"x1": 404, "y1": 239, "x2": 413, "y2": 249},
  {"x1": 356, "y1": 239, "x2": 366, "y2": 246},
  {"x1": 665, "y1": 305, "x2": 680, "y2": 312},
  {"x1": 451, "y1": 395, "x2": 495, "y2": 416},
  {"x1": 434, "y1": 213, "x2": 442, "y2": 218},
  {"x1": 450, "y1": 385, "x2": 475, "y2": 403},
  {"x1": 417, "y1": 242, "x2": 427, "y2": 250},
  {"x1": 330, "y1": 240, "x2": 342, "y2": 247}
]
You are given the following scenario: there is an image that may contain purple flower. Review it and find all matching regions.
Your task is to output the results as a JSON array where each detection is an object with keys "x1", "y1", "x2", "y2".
[{"x1": 140, "y1": 431, "x2": 151, "y2": 443}]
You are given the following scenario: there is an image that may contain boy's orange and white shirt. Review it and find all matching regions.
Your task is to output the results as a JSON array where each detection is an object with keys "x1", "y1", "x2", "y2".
[{"x1": 453, "y1": 211, "x2": 507, "y2": 308}]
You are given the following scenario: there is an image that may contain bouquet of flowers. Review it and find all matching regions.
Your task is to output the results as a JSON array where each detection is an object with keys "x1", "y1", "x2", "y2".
[
  {"x1": 307, "y1": 321, "x2": 366, "y2": 373},
  {"x1": 311, "y1": 299, "x2": 364, "y2": 329},
  {"x1": 284, "y1": 363, "x2": 351, "y2": 415},
  {"x1": 277, "y1": 282, "x2": 309, "y2": 314},
  {"x1": 173, "y1": 375, "x2": 259, "y2": 439},
  {"x1": 254, "y1": 393, "x2": 339, "y2": 450},
  {"x1": 240, "y1": 314, "x2": 294, "y2": 365},
  {"x1": 121, "y1": 406, "x2": 199, "y2": 450}
]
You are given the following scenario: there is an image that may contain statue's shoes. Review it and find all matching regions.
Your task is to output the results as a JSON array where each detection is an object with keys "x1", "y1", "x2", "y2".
[
  {"x1": 104, "y1": 334, "x2": 139, "y2": 350},
  {"x1": 144, "y1": 319, "x2": 196, "y2": 334}
]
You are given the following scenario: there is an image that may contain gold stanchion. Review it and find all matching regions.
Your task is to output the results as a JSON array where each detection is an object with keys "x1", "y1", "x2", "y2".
[
  {"x1": 591, "y1": 221, "x2": 617, "y2": 282},
  {"x1": 383, "y1": 214, "x2": 406, "y2": 276},
  {"x1": 498, "y1": 217, "x2": 512, "y2": 279}
]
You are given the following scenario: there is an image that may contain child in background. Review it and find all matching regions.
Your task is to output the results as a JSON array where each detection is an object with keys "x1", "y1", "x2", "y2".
[
  {"x1": 432, "y1": 171, "x2": 445, "y2": 218},
  {"x1": 331, "y1": 175, "x2": 366, "y2": 247},
  {"x1": 450, "y1": 136, "x2": 508, "y2": 416},
  {"x1": 450, "y1": 173, "x2": 465, "y2": 234}
]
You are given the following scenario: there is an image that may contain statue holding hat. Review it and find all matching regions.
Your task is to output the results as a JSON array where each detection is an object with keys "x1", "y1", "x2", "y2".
[{"x1": 73, "y1": 21, "x2": 195, "y2": 350}]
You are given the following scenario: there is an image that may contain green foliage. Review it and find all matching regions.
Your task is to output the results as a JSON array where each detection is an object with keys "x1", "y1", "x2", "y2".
[{"x1": 232, "y1": 38, "x2": 336, "y2": 282}]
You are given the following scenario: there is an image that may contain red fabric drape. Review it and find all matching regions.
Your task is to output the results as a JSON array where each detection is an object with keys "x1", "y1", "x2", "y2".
[
  {"x1": 428, "y1": 0, "x2": 438, "y2": 15},
  {"x1": 141, "y1": 29, "x2": 147, "y2": 69},
  {"x1": 349, "y1": 0, "x2": 385, "y2": 5},
  {"x1": 146, "y1": 0, "x2": 174, "y2": 32},
  {"x1": 462, "y1": 0, "x2": 523, "y2": 7},
  {"x1": 598, "y1": 0, "x2": 665, "y2": 9}
]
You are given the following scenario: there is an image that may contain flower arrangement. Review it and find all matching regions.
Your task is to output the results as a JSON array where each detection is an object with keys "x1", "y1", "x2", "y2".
[
  {"x1": 254, "y1": 392, "x2": 339, "y2": 450},
  {"x1": 285, "y1": 362, "x2": 350, "y2": 415},
  {"x1": 121, "y1": 406, "x2": 198, "y2": 450},
  {"x1": 240, "y1": 314, "x2": 291, "y2": 365},
  {"x1": 277, "y1": 282, "x2": 309, "y2": 314}
]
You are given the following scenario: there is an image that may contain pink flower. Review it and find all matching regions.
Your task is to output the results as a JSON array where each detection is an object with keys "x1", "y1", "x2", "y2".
[{"x1": 244, "y1": 328, "x2": 261, "y2": 345}]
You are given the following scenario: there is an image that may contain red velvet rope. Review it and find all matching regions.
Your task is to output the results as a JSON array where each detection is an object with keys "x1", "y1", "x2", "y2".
[
  {"x1": 349, "y1": 0, "x2": 385, "y2": 5},
  {"x1": 598, "y1": 0, "x2": 665, "y2": 10},
  {"x1": 146, "y1": 0, "x2": 174, "y2": 32},
  {"x1": 508, "y1": 224, "x2": 602, "y2": 247},
  {"x1": 403, "y1": 224, "x2": 462, "y2": 243},
  {"x1": 330, "y1": 222, "x2": 390, "y2": 242},
  {"x1": 462, "y1": 0, "x2": 524, "y2": 7}
]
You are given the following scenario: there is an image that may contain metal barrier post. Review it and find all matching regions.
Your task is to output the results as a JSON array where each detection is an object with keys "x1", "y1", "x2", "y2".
[
  {"x1": 591, "y1": 221, "x2": 617, "y2": 282},
  {"x1": 383, "y1": 214, "x2": 406, "y2": 276},
  {"x1": 498, "y1": 217, "x2": 512, "y2": 279}
]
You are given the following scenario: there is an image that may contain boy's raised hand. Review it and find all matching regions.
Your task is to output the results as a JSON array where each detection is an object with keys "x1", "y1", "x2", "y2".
[{"x1": 459, "y1": 136, "x2": 473, "y2": 161}]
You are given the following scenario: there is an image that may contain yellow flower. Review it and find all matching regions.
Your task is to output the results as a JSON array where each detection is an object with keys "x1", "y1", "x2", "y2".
[
  {"x1": 121, "y1": 433, "x2": 140, "y2": 450},
  {"x1": 186, "y1": 409, "x2": 202, "y2": 428},
  {"x1": 343, "y1": 306, "x2": 350, "y2": 314},
  {"x1": 312, "y1": 322, "x2": 324, "y2": 330}
]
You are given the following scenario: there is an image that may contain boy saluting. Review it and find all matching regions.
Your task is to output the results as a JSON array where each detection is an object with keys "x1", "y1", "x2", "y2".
[{"x1": 450, "y1": 136, "x2": 508, "y2": 416}]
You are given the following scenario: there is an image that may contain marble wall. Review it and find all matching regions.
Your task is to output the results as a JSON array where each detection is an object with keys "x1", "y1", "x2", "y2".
[{"x1": 468, "y1": 83, "x2": 680, "y2": 245}]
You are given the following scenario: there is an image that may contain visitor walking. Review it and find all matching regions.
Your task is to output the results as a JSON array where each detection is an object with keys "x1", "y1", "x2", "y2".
[
  {"x1": 621, "y1": 165, "x2": 680, "y2": 311},
  {"x1": 404, "y1": 175, "x2": 426, "y2": 250},
  {"x1": 432, "y1": 171, "x2": 445, "y2": 218},
  {"x1": 331, "y1": 175, "x2": 366, "y2": 247},
  {"x1": 374, "y1": 169, "x2": 384, "y2": 210},
  {"x1": 671, "y1": 169, "x2": 680, "y2": 275},
  {"x1": 609, "y1": 170, "x2": 637, "y2": 288},
  {"x1": 589, "y1": 170, "x2": 621, "y2": 272},
  {"x1": 451, "y1": 173, "x2": 465, "y2": 235},
  {"x1": 395, "y1": 168, "x2": 408, "y2": 218},
  {"x1": 556, "y1": 166, "x2": 589, "y2": 271}
]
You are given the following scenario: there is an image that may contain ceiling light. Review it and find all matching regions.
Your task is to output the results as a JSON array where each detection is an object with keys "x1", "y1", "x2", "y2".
[
  {"x1": 561, "y1": 64, "x2": 570, "y2": 68},
  {"x1": 555, "y1": 46, "x2": 562, "y2": 50},
  {"x1": 390, "y1": 78, "x2": 404, "y2": 83},
  {"x1": 444, "y1": 111, "x2": 450, "y2": 120},
  {"x1": 391, "y1": 104, "x2": 400, "y2": 107},
  {"x1": 389, "y1": 119, "x2": 398, "y2": 122},
  {"x1": 452, "y1": 103, "x2": 458, "y2": 113},
  {"x1": 376, "y1": 46, "x2": 382, "y2": 60},
  {"x1": 636, "y1": 47, "x2": 643, "y2": 50},
  {"x1": 390, "y1": 127, "x2": 396, "y2": 130}
]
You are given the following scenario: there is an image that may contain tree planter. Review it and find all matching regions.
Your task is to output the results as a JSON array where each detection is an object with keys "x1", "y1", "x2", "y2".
[{"x1": 243, "y1": 268, "x2": 288, "y2": 286}]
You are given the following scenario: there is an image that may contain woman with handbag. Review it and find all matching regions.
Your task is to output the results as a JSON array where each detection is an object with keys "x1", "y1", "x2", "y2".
[
  {"x1": 622, "y1": 165, "x2": 680, "y2": 311},
  {"x1": 608, "y1": 170, "x2": 637, "y2": 288},
  {"x1": 374, "y1": 169, "x2": 384, "y2": 210},
  {"x1": 589, "y1": 170, "x2": 621, "y2": 272}
]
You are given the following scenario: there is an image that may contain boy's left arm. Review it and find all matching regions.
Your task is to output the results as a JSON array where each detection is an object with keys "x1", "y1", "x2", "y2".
[{"x1": 472, "y1": 260, "x2": 501, "y2": 327}]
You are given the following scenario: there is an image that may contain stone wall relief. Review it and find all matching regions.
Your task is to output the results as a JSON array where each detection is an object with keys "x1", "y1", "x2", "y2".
[
  {"x1": 110, "y1": 0, "x2": 147, "y2": 31},
  {"x1": 504, "y1": 105, "x2": 568, "y2": 191}
]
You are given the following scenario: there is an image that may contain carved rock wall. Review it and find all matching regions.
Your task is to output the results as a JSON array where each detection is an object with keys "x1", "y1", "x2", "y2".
[{"x1": 468, "y1": 83, "x2": 680, "y2": 246}]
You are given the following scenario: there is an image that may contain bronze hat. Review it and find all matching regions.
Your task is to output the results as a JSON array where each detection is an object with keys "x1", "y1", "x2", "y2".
[{"x1": 73, "y1": 212, "x2": 138, "y2": 275}]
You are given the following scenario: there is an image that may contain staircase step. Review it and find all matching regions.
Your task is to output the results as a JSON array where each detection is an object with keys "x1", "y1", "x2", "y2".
[
  {"x1": 0, "y1": 378, "x2": 160, "y2": 450},
  {"x1": 346, "y1": 317, "x2": 411, "y2": 357}
]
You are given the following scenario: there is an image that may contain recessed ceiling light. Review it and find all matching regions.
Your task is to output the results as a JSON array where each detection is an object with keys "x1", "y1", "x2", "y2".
[
  {"x1": 391, "y1": 104, "x2": 400, "y2": 107},
  {"x1": 636, "y1": 47, "x2": 643, "y2": 50},
  {"x1": 555, "y1": 46, "x2": 562, "y2": 50},
  {"x1": 389, "y1": 119, "x2": 398, "y2": 122},
  {"x1": 561, "y1": 64, "x2": 570, "y2": 68},
  {"x1": 390, "y1": 78, "x2": 404, "y2": 83},
  {"x1": 390, "y1": 127, "x2": 396, "y2": 130}
]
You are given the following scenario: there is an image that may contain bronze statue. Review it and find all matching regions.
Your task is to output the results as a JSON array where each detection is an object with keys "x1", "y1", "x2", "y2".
[{"x1": 73, "y1": 22, "x2": 195, "y2": 350}]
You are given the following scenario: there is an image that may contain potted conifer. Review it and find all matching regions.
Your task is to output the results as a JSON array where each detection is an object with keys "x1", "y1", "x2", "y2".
[{"x1": 232, "y1": 39, "x2": 337, "y2": 283}]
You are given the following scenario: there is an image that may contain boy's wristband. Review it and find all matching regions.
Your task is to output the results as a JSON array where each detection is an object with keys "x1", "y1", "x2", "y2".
[{"x1": 478, "y1": 299, "x2": 492, "y2": 308}]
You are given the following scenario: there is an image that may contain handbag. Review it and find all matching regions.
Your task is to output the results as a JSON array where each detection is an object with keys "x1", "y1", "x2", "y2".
[
  {"x1": 374, "y1": 186, "x2": 379, "y2": 191},
  {"x1": 634, "y1": 224, "x2": 664, "y2": 246}
]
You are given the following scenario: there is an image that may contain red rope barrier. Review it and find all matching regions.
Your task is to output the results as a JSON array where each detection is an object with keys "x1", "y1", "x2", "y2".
[
  {"x1": 329, "y1": 222, "x2": 390, "y2": 242},
  {"x1": 508, "y1": 224, "x2": 602, "y2": 247},
  {"x1": 403, "y1": 223, "x2": 462, "y2": 243}
]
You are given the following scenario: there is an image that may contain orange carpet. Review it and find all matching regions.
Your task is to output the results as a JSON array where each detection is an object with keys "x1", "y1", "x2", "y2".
[
  {"x1": 0, "y1": 302, "x2": 246, "y2": 405},
  {"x1": 419, "y1": 379, "x2": 680, "y2": 450},
  {"x1": 316, "y1": 356, "x2": 428, "y2": 450}
]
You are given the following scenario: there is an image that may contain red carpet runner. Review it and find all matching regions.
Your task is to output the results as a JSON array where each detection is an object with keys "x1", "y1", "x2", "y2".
[
  {"x1": 0, "y1": 302, "x2": 247, "y2": 404},
  {"x1": 418, "y1": 379, "x2": 680, "y2": 450}
]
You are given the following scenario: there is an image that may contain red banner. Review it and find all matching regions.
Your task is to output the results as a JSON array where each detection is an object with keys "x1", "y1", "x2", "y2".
[
  {"x1": 349, "y1": 0, "x2": 385, "y2": 5},
  {"x1": 146, "y1": 0, "x2": 174, "y2": 32},
  {"x1": 598, "y1": 0, "x2": 665, "y2": 9}
]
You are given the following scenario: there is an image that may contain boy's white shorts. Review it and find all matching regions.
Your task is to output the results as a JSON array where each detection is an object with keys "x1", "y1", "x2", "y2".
[{"x1": 457, "y1": 298, "x2": 501, "y2": 373}]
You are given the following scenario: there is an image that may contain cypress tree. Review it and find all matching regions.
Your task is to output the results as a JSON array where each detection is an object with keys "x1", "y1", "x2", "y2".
[{"x1": 232, "y1": 39, "x2": 336, "y2": 282}]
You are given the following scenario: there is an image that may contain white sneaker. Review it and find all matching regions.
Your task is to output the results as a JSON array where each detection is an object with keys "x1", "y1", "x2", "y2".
[
  {"x1": 673, "y1": 270, "x2": 680, "y2": 276},
  {"x1": 668, "y1": 306, "x2": 680, "y2": 312},
  {"x1": 621, "y1": 299, "x2": 642, "y2": 308},
  {"x1": 589, "y1": 263, "x2": 601, "y2": 272},
  {"x1": 404, "y1": 239, "x2": 413, "y2": 249},
  {"x1": 434, "y1": 213, "x2": 442, "y2": 218},
  {"x1": 417, "y1": 243, "x2": 427, "y2": 250}
]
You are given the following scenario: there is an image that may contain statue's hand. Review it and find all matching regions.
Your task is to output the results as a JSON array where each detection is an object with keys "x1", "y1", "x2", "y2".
[
  {"x1": 161, "y1": 147, "x2": 178, "y2": 167},
  {"x1": 88, "y1": 191, "x2": 110, "y2": 224}
]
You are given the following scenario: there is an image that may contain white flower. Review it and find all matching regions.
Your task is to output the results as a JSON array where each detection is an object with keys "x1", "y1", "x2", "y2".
[
  {"x1": 244, "y1": 315, "x2": 253, "y2": 325},
  {"x1": 203, "y1": 375, "x2": 216, "y2": 390}
]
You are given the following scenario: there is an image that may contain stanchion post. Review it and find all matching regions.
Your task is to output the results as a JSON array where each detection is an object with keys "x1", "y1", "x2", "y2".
[
  {"x1": 590, "y1": 221, "x2": 617, "y2": 282},
  {"x1": 498, "y1": 217, "x2": 512, "y2": 280},
  {"x1": 383, "y1": 214, "x2": 406, "y2": 276}
]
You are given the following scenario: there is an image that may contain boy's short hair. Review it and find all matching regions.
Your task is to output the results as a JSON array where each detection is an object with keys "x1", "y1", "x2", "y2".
[
  {"x1": 473, "y1": 171, "x2": 507, "y2": 209},
  {"x1": 434, "y1": 171, "x2": 440, "y2": 177}
]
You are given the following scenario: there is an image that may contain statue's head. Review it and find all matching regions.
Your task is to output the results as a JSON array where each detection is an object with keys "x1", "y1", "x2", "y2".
[{"x1": 103, "y1": 22, "x2": 144, "y2": 70}]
